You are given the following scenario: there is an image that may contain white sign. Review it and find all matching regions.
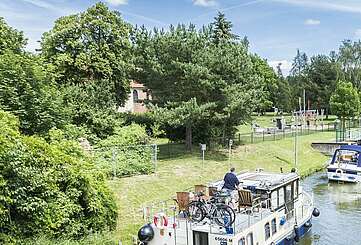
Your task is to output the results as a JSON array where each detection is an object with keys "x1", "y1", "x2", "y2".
[
  {"x1": 229, "y1": 139, "x2": 233, "y2": 146},
  {"x1": 201, "y1": 144, "x2": 206, "y2": 151}
]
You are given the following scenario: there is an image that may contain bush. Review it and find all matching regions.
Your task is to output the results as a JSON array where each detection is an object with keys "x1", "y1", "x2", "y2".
[
  {"x1": 0, "y1": 110, "x2": 117, "y2": 242},
  {"x1": 95, "y1": 124, "x2": 153, "y2": 177}
]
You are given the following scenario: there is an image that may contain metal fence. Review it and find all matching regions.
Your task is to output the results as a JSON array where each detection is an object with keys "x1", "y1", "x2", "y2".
[{"x1": 93, "y1": 144, "x2": 158, "y2": 177}]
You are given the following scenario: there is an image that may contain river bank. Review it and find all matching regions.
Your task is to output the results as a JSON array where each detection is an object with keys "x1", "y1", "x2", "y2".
[{"x1": 110, "y1": 131, "x2": 334, "y2": 243}]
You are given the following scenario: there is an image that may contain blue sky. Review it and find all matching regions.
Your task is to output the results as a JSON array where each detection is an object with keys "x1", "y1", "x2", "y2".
[{"x1": 1, "y1": 0, "x2": 361, "y2": 74}]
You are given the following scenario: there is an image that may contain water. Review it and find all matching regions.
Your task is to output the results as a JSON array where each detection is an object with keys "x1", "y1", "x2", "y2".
[{"x1": 299, "y1": 172, "x2": 361, "y2": 245}]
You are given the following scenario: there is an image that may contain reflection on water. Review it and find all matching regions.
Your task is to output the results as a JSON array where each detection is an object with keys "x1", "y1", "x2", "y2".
[{"x1": 299, "y1": 172, "x2": 361, "y2": 245}]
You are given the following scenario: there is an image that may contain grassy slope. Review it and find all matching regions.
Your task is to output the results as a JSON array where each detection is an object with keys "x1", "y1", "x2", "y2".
[{"x1": 110, "y1": 131, "x2": 334, "y2": 244}]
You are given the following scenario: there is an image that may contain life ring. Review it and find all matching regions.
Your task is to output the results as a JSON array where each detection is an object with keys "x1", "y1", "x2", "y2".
[
  {"x1": 153, "y1": 213, "x2": 168, "y2": 229},
  {"x1": 336, "y1": 168, "x2": 343, "y2": 175}
]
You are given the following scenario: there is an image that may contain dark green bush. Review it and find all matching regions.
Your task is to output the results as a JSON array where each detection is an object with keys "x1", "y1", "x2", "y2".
[
  {"x1": 0, "y1": 110, "x2": 117, "y2": 242},
  {"x1": 95, "y1": 124, "x2": 153, "y2": 177}
]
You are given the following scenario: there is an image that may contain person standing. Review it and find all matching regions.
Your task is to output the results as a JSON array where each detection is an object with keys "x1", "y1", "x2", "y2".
[{"x1": 222, "y1": 167, "x2": 240, "y2": 208}]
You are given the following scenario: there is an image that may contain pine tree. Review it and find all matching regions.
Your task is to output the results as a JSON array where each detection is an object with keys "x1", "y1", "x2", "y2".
[{"x1": 211, "y1": 12, "x2": 238, "y2": 44}]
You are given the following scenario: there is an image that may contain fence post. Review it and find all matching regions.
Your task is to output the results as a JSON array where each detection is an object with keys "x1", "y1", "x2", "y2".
[
  {"x1": 273, "y1": 130, "x2": 276, "y2": 141},
  {"x1": 152, "y1": 144, "x2": 158, "y2": 174},
  {"x1": 263, "y1": 131, "x2": 265, "y2": 142},
  {"x1": 112, "y1": 149, "x2": 116, "y2": 178},
  {"x1": 238, "y1": 133, "x2": 241, "y2": 144},
  {"x1": 251, "y1": 132, "x2": 254, "y2": 144}
]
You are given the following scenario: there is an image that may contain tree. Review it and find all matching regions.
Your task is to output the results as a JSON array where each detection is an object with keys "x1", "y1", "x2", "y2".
[
  {"x1": 0, "y1": 17, "x2": 27, "y2": 54},
  {"x1": 338, "y1": 40, "x2": 361, "y2": 89},
  {"x1": 133, "y1": 23, "x2": 265, "y2": 145},
  {"x1": 0, "y1": 52, "x2": 69, "y2": 135},
  {"x1": 330, "y1": 81, "x2": 360, "y2": 134},
  {"x1": 0, "y1": 110, "x2": 117, "y2": 242},
  {"x1": 41, "y1": 2, "x2": 134, "y2": 105},
  {"x1": 290, "y1": 49, "x2": 308, "y2": 76},
  {"x1": 151, "y1": 98, "x2": 215, "y2": 150},
  {"x1": 211, "y1": 12, "x2": 238, "y2": 44},
  {"x1": 305, "y1": 54, "x2": 340, "y2": 117}
]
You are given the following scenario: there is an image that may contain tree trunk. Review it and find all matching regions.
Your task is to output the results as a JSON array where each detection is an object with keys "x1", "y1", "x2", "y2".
[{"x1": 185, "y1": 123, "x2": 192, "y2": 151}]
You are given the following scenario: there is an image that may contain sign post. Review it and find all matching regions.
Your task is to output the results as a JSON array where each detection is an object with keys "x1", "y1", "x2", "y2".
[{"x1": 200, "y1": 144, "x2": 206, "y2": 166}]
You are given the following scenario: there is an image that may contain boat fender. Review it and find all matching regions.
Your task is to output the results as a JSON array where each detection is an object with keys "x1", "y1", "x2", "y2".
[
  {"x1": 336, "y1": 168, "x2": 343, "y2": 175},
  {"x1": 279, "y1": 216, "x2": 286, "y2": 226},
  {"x1": 153, "y1": 213, "x2": 168, "y2": 228},
  {"x1": 138, "y1": 224, "x2": 155, "y2": 243},
  {"x1": 294, "y1": 225, "x2": 300, "y2": 242},
  {"x1": 312, "y1": 208, "x2": 320, "y2": 217}
]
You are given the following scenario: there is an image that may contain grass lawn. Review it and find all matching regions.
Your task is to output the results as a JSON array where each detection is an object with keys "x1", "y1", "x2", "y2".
[{"x1": 109, "y1": 131, "x2": 334, "y2": 244}]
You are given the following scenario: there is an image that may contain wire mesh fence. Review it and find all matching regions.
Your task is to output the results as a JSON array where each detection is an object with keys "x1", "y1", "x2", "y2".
[{"x1": 93, "y1": 144, "x2": 158, "y2": 177}]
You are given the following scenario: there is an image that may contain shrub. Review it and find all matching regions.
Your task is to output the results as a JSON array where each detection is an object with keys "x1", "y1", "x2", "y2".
[
  {"x1": 95, "y1": 124, "x2": 153, "y2": 177},
  {"x1": 0, "y1": 110, "x2": 117, "y2": 242}
]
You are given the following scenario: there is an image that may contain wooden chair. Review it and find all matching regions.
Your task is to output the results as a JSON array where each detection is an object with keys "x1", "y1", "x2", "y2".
[{"x1": 238, "y1": 189, "x2": 261, "y2": 213}]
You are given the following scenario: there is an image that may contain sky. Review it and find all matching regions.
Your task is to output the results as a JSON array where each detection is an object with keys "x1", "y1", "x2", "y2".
[{"x1": 1, "y1": 0, "x2": 361, "y2": 75}]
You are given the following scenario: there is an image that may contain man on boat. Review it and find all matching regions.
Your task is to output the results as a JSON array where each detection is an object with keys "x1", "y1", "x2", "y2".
[{"x1": 222, "y1": 167, "x2": 240, "y2": 208}]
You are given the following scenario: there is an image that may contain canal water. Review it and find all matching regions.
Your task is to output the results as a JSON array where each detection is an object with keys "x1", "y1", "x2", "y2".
[{"x1": 299, "y1": 172, "x2": 361, "y2": 245}]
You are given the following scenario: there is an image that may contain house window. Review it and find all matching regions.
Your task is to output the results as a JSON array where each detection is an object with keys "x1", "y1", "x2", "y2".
[
  {"x1": 271, "y1": 218, "x2": 277, "y2": 235},
  {"x1": 265, "y1": 222, "x2": 271, "y2": 240},
  {"x1": 133, "y1": 90, "x2": 138, "y2": 102},
  {"x1": 246, "y1": 233, "x2": 254, "y2": 245}
]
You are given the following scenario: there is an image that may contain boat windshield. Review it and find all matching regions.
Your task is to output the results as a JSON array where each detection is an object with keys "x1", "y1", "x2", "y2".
[{"x1": 334, "y1": 150, "x2": 359, "y2": 165}]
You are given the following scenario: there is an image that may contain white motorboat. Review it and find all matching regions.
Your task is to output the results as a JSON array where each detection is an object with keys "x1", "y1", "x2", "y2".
[{"x1": 327, "y1": 145, "x2": 361, "y2": 183}]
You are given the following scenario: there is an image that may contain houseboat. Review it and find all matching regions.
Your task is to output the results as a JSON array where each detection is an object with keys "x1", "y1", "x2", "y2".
[
  {"x1": 137, "y1": 171, "x2": 319, "y2": 245},
  {"x1": 327, "y1": 145, "x2": 361, "y2": 183}
]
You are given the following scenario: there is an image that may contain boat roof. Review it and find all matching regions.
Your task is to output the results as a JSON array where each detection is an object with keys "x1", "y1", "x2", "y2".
[
  {"x1": 339, "y1": 145, "x2": 361, "y2": 153},
  {"x1": 210, "y1": 171, "x2": 299, "y2": 191}
]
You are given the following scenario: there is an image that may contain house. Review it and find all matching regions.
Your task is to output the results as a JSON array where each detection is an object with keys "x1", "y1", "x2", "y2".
[{"x1": 118, "y1": 81, "x2": 151, "y2": 113}]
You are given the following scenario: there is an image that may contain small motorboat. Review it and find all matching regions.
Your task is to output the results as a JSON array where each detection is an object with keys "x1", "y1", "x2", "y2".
[{"x1": 327, "y1": 145, "x2": 361, "y2": 183}]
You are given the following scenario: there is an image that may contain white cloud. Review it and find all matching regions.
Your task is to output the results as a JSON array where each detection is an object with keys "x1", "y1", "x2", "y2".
[
  {"x1": 193, "y1": 0, "x2": 217, "y2": 7},
  {"x1": 268, "y1": 60, "x2": 292, "y2": 76},
  {"x1": 272, "y1": 0, "x2": 361, "y2": 14},
  {"x1": 355, "y1": 29, "x2": 361, "y2": 39},
  {"x1": 304, "y1": 19, "x2": 320, "y2": 25},
  {"x1": 106, "y1": 0, "x2": 128, "y2": 6}
]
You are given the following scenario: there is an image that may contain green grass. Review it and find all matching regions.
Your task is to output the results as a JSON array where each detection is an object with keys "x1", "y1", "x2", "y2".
[
  {"x1": 109, "y1": 131, "x2": 334, "y2": 244},
  {"x1": 26, "y1": 130, "x2": 335, "y2": 245}
]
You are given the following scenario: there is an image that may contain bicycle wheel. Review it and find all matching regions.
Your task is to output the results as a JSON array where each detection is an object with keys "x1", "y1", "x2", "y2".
[
  {"x1": 212, "y1": 204, "x2": 235, "y2": 227},
  {"x1": 185, "y1": 201, "x2": 206, "y2": 222}
]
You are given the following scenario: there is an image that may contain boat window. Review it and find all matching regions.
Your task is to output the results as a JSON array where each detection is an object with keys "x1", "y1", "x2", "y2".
[
  {"x1": 246, "y1": 233, "x2": 253, "y2": 245},
  {"x1": 264, "y1": 222, "x2": 271, "y2": 240},
  {"x1": 271, "y1": 191, "x2": 278, "y2": 209},
  {"x1": 278, "y1": 188, "x2": 285, "y2": 206},
  {"x1": 294, "y1": 180, "x2": 299, "y2": 199},
  {"x1": 285, "y1": 184, "x2": 293, "y2": 203},
  {"x1": 271, "y1": 218, "x2": 277, "y2": 235},
  {"x1": 238, "y1": 237, "x2": 245, "y2": 245}
]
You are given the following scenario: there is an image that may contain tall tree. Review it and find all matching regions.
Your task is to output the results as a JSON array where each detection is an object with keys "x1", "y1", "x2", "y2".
[
  {"x1": 306, "y1": 54, "x2": 340, "y2": 117},
  {"x1": 290, "y1": 49, "x2": 308, "y2": 76},
  {"x1": 330, "y1": 81, "x2": 360, "y2": 133},
  {"x1": 211, "y1": 12, "x2": 238, "y2": 44},
  {"x1": 0, "y1": 17, "x2": 27, "y2": 54},
  {"x1": 133, "y1": 23, "x2": 263, "y2": 147},
  {"x1": 338, "y1": 40, "x2": 361, "y2": 89},
  {"x1": 41, "y1": 2, "x2": 134, "y2": 105}
]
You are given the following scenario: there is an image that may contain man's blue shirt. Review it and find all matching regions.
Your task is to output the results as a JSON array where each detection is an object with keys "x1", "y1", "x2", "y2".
[{"x1": 222, "y1": 172, "x2": 240, "y2": 190}]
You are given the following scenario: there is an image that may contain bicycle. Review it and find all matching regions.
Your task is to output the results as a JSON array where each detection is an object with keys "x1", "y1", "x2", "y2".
[{"x1": 185, "y1": 191, "x2": 236, "y2": 228}]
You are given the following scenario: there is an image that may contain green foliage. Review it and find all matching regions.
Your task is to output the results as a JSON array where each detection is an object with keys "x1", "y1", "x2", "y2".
[
  {"x1": 330, "y1": 81, "x2": 360, "y2": 119},
  {"x1": 41, "y1": 2, "x2": 133, "y2": 104},
  {"x1": 0, "y1": 110, "x2": 117, "y2": 242},
  {"x1": 211, "y1": 12, "x2": 238, "y2": 44},
  {"x1": 0, "y1": 17, "x2": 27, "y2": 54},
  {"x1": 133, "y1": 22, "x2": 268, "y2": 144},
  {"x1": 95, "y1": 124, "x2": 153, "y2": 176},
  {"x1": 0, "y1": 51, "x2": 69, "y2": 135}
]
